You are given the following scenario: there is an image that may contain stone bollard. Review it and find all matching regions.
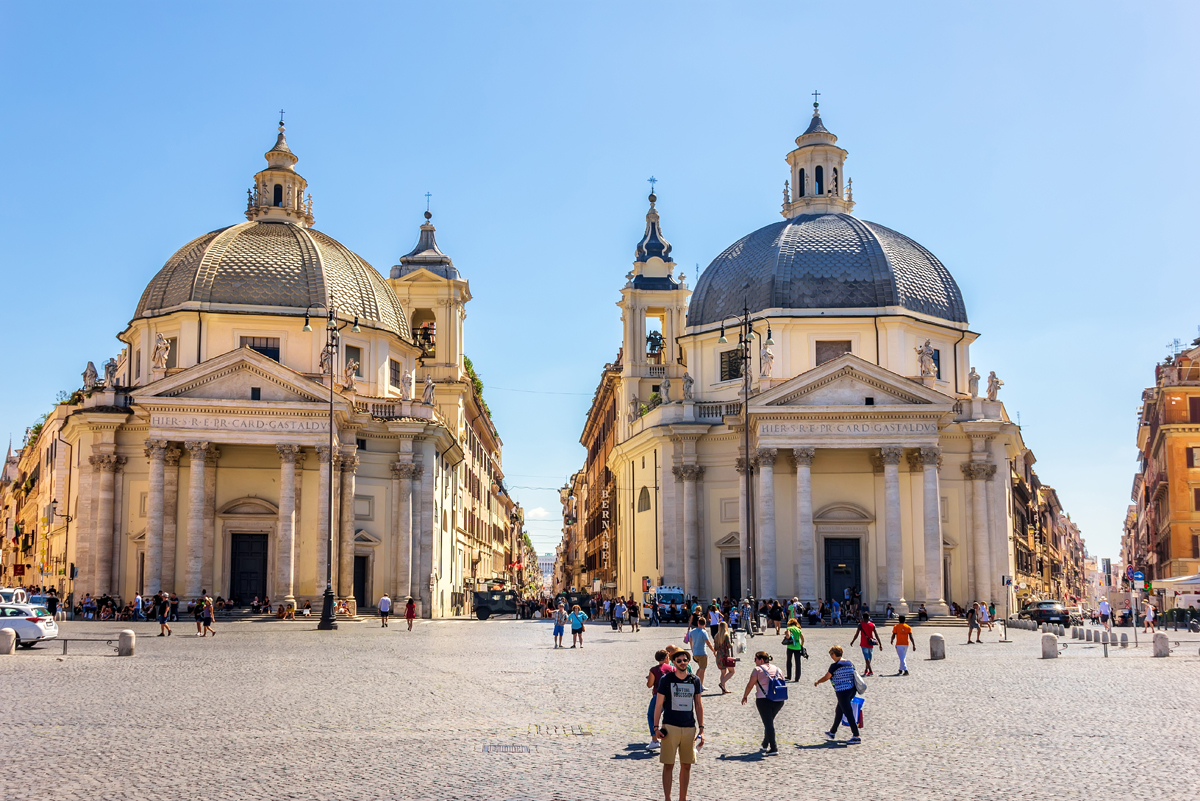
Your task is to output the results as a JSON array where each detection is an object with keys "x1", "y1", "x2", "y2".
[
  {"x1": 1102, "y1": 631, "x2": 1109, "y2": 644},
  {"x1": 1057, "y1": 625, "x2": 1065, "y2": 636},
  {"x1": 1072, "y1": 626, "x2": 1079, "y2": 639},
  {"x1": 118, "y1": 630, "x2": 136, "y2": 657},
  {"x1": 1041, "y1": 633, "x2": 1058, "y2": 659},
  {"x1": 1120, "y1": 633, "x2": 1129, "y2": 648},
  {"x1": 0, "y1": 628, "x2": 15, "y2": 655},
  {"x1": 1152, "y1": 632, "x2": 1169, "y2": 657},
  {"x1": 929, "y1": 633, "x2": 946, "y2": 660}
]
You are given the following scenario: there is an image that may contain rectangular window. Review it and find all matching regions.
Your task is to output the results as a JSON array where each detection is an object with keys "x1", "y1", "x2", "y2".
[
  {"x1": 345, "y1": 345, "x2": 363, "y2": 377},
  {"x1": 816, "y1": 340, "x2": 852, "y2": 365},
  {"x1": 239, "y1": 336, "x2": 280, "y2": 361},
  {"x1": 719, "y1": 349, "x2": 743, "y2": 382},
  {"x1": 134, "y1": 349, "x2": 141, "y2": 379},
  {"x1": 1193, "y1": 535, "x2": 1199, "y2": 560},
  {"x1": 1190, "y1": 396, "x2": 1200, "y2": 423},
  {"x1": 932, "y1": 348, "x2": 941, "y2": 379},
  {"x1": 165, "y1": 337, "x2": 178, "y2": 369},
  {"x1": 250, "y1": 387, "x2": 261, "y2": 401},
  {"x1": 1189, "y1": 448, "x2": 1196, "y2": 469},
  {"x1": 389, "y1": 358, "x2": 402, "y2": 388}
]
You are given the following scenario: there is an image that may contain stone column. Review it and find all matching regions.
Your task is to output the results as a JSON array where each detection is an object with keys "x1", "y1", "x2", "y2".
[
  {"x1": 392, "y1": 461, "x2": 415, "y2": 600},
  {"x1": 162, "y1": 447, "x2": 181, "y2": 593},
  {"x1": 183, "y1": 441, "x2": 209, "y2": 599},
  {"x1": 143, "y1": 440, "x2": 168, "y2": 596},
  {"x1": 677, "y1": 465, "x2": 703, "y2": 598},
  {"x1": 756, "y1": 448, "x2": 778, "y2": 600},
  {"x1": 418, "y1": 449, "x2": 435, "y2": 615},
  {"x1": 293, "y1": 449, "x2": 306, "y2": 588},
  {"x1": 201, "y1": 447, "x2": 220, "y2": 594},
  {"x1": 276, "y1": 444, "x2": 300, "y2": 605},
  {"x1": 76, "y1": 459, "x2": 97, "y2": 598},
  {"x1": 315, "y1": 446, "x2": 334, "y2": 594},
  {"x1": 793, "y1": 447, "x2": 816, "y2": 602},
  {"x1": 963, "y1": 461, "x2": 995, "y2": 605},
  {"x1": 89, "y1": 454, "x2": 123, "y2": 597},
  {"x1": 880, "y1": 445, "x2": 907, "y2": 614},
  {"x1": 338, "y1": 451, "x2": 358, "y2": 598},
  {"x1": 736, "y1": 457, "x2": 751, "y2": 600},
  {"x1": 919, "y1": 446, "x2": 948, "y2": 614}
]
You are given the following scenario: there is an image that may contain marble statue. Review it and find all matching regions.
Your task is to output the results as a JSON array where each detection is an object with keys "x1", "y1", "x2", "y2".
[
  {"x1": 103, "y1": 358, "x2": 119, "y2": 387},
  {"x1": 681, "y1": 372, "x2": 694, "y2": 400},
  {"x1": 422, "y1": 373, "x2": 435, "y2": 405},
  {"x1": 968, "y1": 367, "x2": 980, "y2": 398},
  {"x1": 629, "y1": 395, "x2": 640, "y2": 422},
  {"x1": 319, "y1": 347, "x2": 331, "y2": 376},
  {"x1": 82, "y1": 361, "x2": 98, "y2": 391},
  {"x1": 782, "y1": 180, "x2": 791, "y2": 205},
  {"x1": 400, "y1": 369, "x2": 413, "y2": 401},
  {"x1": 661, "y1": 376, "x2": 672, "y2": 404},
  {"x1": 916, "y1": 339, "x2": 936, "y2": 378},
  {"x1": 986, "y1": 371, "x2": 1004, "y2": 402},
  {"x1": 760, "y1": 342, "x2": 774, "y2": 378},
  {"x1": 151, "y1": 333, "x2": 171, "y2": 370},
  {"x1": 343, "y1": 360, "x2": 359, "y2": 391}
]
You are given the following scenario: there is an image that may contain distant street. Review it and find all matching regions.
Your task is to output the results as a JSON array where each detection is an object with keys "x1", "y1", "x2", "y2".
[{"x1": 3, "y1": 617, "x2": 1197, "y2": 800}]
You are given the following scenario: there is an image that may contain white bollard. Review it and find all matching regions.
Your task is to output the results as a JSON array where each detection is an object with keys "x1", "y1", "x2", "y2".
[
  {"x1": 118, "y1": 630, "x2": 136, "y2": 657},
  {"x1": 1041, "y1": 633, "x2": 1058, "y2": 659},
  {"x1": 0, "y1": 628, "x2": 14, "y2": 655},
  {"x1": 929, "y1": 633, "x2": 946, "y2": 660},
  {"x1": 1120, "y1": 633, "x2": 1129, "y2": 648},
  {"x1": 1057, "y1": 625, "x2": 1065, "y2": 636},
  {"x1": 1152, "y1": 632, "x2": 1169, "y2": 657}
]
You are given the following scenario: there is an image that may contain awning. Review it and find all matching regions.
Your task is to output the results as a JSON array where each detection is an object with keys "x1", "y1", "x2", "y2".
[{"x1": 1155, "y1": 573, "x2": 1200, "y2": 586}]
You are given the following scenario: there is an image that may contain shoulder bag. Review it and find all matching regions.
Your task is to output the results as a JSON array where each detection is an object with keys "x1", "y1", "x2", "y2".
[{"x1": 852, "y1": 666, "x2": 867, "y2": 694}]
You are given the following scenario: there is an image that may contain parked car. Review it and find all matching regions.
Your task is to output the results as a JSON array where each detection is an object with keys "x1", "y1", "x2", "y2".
[
  {"x1": 0, "y1": 588, "x2": 30, "y2": 605},
  {"x1": 0, "y1": 603, "x2": 58, "y2": 648},
  {"x1": 1019, "y1": 600, "x2": 1070, "y2": 626},
  {"x1": 472, "y1": 590, "x2": 517, "y2": 620}
]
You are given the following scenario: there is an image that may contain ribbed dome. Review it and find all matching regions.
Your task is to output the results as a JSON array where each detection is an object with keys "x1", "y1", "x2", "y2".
[
  {"x1": 135, "y1": 220, "x2": 409, "y2": 339},
  {"x1": 687, "y1": 213, "x2": 967, "y2": 327}
]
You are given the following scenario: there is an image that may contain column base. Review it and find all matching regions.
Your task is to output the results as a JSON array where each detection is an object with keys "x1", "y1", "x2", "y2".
[{"x1": 922, "y1": 601, "x2": 950, "y2": 616}]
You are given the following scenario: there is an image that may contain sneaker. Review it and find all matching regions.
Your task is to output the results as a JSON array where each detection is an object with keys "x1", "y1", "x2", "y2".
[
  {"x1": 765, "y1": 749, "x2": 779, "y2": 756},
  {"x1": 646, "y1": 741, "x2": 660, "y2": 750},
  {"x1": 847, "y1": 736, "x2": 861, "y2": 744},
  {"x1": 824, "y1": 731, "x2": 836, "y2": 740},
  {"x1": 903, "y1": 670, "x2": 909, "y2": 676}
]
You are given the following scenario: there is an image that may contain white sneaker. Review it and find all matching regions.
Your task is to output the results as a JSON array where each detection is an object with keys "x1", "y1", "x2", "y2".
[{"x1": 647, "y1": 740, "x2": 660, "y2": 749}]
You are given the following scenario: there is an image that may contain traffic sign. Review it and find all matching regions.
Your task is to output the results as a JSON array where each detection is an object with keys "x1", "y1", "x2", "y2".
[
  {"x1": 1126, "y1": 565, "x2": 1135, "y2": 581},
  {"x1": 1133, "y1": 570, "x2": 1144, "y2": 581}
]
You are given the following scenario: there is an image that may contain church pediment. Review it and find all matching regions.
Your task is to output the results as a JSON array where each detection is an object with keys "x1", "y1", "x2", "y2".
[
  {"x1": 755, "y1": 353, "x2": 954, "y2": 409},
  {"x1": 134, "y1": 347, "x2": 329, "y2": 404}
]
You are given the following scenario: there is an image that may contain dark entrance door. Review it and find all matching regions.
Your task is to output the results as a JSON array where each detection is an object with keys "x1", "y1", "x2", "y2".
[
  {"x1": 353, "y1": 555, "x2": 369, "y2": 610},
  {"x1": 824, "y1": 538, "x2": 861, "y2": 607},
  {"x1": 229, "y1": 533, "x2": 268, "y2": 603},
  {"x1": 726, "y1": 557, "x2": 741, "y2": 600}
]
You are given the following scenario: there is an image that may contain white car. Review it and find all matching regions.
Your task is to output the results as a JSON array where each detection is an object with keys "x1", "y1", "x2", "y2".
[
  {"x1": 0, "y1": 588, "x2": 30, "y2": 604},
  {"x1": 0, "y1": 603, "x2": 59, "y2": 649}
]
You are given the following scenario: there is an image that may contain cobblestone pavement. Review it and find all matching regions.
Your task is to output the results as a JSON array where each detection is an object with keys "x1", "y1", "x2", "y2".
[{"x1": 3, "y1": 617, "x2": 1198, "y2": 801}]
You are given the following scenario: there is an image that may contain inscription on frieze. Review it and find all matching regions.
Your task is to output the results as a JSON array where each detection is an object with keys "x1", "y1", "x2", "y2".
[
  {"x1": 759, "y1": 421, "x2": 938, "y2": 437},
  {"x1": 151, "y1": 414, "x2": 329, "y2": 433}
]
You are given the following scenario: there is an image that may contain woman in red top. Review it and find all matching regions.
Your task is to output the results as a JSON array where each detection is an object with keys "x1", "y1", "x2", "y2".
[
  {"x1": 405, "y1": 597, "x2": 417, "y2": 631},
  {"x1": 850, "y1": 612, "x2": 879, "y2": 676}
]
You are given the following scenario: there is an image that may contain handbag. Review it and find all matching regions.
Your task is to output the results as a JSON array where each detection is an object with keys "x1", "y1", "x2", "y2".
[
  {"x1": 852, "y1": 667, "x2": 867, "y2": 694},
  {"x1": 781, "y1": 633, "x2": 793, "y2": 646}
]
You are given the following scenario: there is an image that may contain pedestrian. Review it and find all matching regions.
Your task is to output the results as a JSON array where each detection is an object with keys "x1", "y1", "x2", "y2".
[
  {"x1": 784, "y1": 617, "x2": 805, "y2": 682},
  {"x1": 200, "y1": 593, "x2": 216, "y2": 637},
  {"x1": 405, "y1": 597, "x2": 417, "y2": 630},
  {"x1": 851, "y1": 612, "x2": 879, "y2": 675},
  {"x1": 652, "y1": 650, "x2": 704, "y2": 801},
  {"x1": 568, "y1": 604, "x2": 588, "y2": 648},
  {"x1": 615, "y1": 599, "x2": 627, "y2": 632},
  {"x1": 1142, "y1": 599, "x2": 1156, "y2": 634},
  {"x1": 649, "y1": 597, "x2": 660, "y2": 627},
  {"x1": 646, "y1": 649, "x2": 671, "y2": 749},
  {"x1": 741, "y1": 650, "x2": 786, "y2": 755},
  {"x1": 155, "y1": 592, "x2": 172, "y2": 637},
  {"x1": 831, "y1": 598, "x2": 842, "y2": 626},
  {"x1": 966, "y1": 602, "x2": 981, "y2": 644},
  {"x1": 630, "y1": 598, "x2": 641, "y2": 632},
  {"x1": 552, "y1": 601, "x2": 568, "y2": 648},
  {"x1": 769, "y1": 600, "x2": 784, "y2": 634},
  {"x1": 133, "y1": 592, "x2": 145, "y2": 622},
  {"x1": 378, "y1": 593, "x2": 391, "y2": 627},
  {"x1": 707, "y1": 604, "x2": 723, "y2": 638},
  {"x1": 169, "y1": 593, "x2": 179, "y2": 622},
  {"x1": 979, "y1": 601, "x2": 993, "y2": 631},
  {"x1": 194, "y1": 592, "x2": 205, "y2": 635},
  {"x1": 740, "y1": 598, "x2": 755, "y2": 638},
  {"x1": 890, "y1": 614, "x2": 914, "y2": 675},
  {"x1": 713, "y1": 621, "x2": 736, "y2": 693},
  {"x1": 686, "y1": 615, "x2": 713, "y2": 689},
  {"x1": 885, "y1": 602, "x2": 896, "y2": 620},
  {"x1": 815, "y1": 644, "x2": 861, "y2": 743},
  {"x1": 1099, "y1": 597, "x2": 1111, "y2": 631}
]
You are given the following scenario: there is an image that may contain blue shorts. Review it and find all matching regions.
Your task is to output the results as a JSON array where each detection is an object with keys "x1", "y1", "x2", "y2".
[
  {"x1": 861, "y1": 647, "x2": 874, "y2": 661},
  {"x1": 553, "y1": 624, "x2": 565, "y2": 637}
]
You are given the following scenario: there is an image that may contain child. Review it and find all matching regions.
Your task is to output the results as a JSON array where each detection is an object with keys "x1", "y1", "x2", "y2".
[
  {"x1": 890, "y1": 614, "x2": 915, "y2": 676},
  {"x1": 645, "y1": 650, "x2": 671, "y2": 749}
]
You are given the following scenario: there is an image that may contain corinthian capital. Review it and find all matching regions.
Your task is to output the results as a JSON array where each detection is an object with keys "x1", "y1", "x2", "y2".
[
  {"x1": 792, "y1": 447, "x2": 816, "y2": 466},
  {"x1": 755, "y1": 447, "x2": 778, "y2": 466},
  {"x1": 276, "y1": 444, "x2": 301, "y2": 463},
  {"x1": 879, "y1": 446, "x2": 905, "y2": 466},
  {"x1": 918, "y1": 446, "x2": 942, "y2": 466},
  {"x1": 164, "y1": 447, "x2": 182, "y2": 467},
  {"x1": 144, "y1": 439, "x2": 169, "y2": 460}
]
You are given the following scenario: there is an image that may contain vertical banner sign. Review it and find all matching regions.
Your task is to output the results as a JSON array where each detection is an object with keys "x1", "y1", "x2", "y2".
[{"x1": 601, "y1": 489, "x2": 610, "y2": 568}]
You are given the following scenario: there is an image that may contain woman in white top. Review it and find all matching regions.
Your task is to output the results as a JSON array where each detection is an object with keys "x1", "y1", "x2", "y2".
[
  {"x1": 740, "y1": 651, "x2": 785, "y2": 755},
  {"x1": 1142, "y1": 600, "x2": 1156, "y2": 633}
]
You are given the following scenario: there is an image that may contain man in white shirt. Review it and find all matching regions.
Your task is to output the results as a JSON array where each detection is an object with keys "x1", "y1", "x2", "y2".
[
  {"x1": 378, "y1": 593, "x2": 391, "y2": 627},
  {"x1": 133, "y1": 593, "x2": 144, "y2": 621},
  {"x1": 1098, "y1": 598, "x2": 1112, "y2": 631}
]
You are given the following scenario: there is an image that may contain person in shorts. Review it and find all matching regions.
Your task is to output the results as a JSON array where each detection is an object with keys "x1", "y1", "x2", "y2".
[
  {"x1": 1099, "y1": 598, "x2": 1111, "y2": 631},
  {"x1": 851, "y1": 612, "x2": 879, "y2": 675},
  {"x1": 568, "y1": 604, "x2": 588, "y2": 648},
  {"x1": 200, "y1": 593, "x2": 217, "y2": 637},
  {"x1": 552, "y1": 601, "x2": 568, "y2": 648},
  {"x1": 155, "y1": 592, "x2": 172, "y2": 637},
  {"x1": 653, "y1": 650, "x2": 704, "y2": 801},
  {"x1": 966, "y1": 602, "x2": 981, "y2": 643},
  {"x1": 378, "y1": 593, "x2": 391, "y2": 628}
]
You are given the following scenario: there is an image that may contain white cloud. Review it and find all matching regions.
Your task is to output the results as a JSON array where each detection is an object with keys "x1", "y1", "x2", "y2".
[{"x1": 527, "y1": 507, "x2": 550, "y2": 519}]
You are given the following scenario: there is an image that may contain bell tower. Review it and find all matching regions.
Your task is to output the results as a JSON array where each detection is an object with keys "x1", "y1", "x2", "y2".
[
  {"x1": 245, "y1": 116, "x2": 315, "y2": 227},
  {"x1": 781, "y1": 99, "x2": 855, "y2": 218}
]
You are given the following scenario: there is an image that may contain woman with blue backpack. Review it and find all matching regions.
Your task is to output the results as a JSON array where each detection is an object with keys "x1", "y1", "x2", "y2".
[{"x1": 740, "y1": 650, "x2": 787, "y2": 755}]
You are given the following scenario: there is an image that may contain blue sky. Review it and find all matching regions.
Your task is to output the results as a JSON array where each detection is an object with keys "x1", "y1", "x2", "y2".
[{"x1": 2, "y1": 2, "x2": 1197, "y2": 558}]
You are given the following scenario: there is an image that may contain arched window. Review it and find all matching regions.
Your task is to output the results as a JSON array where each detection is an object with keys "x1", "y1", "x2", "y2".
[
  {"x1": 832, "y1": 168, "x2": 839, "y2": 196},
  {"x1": 637, "y1": 486, "x2": 651, "y2": 512},
  {"x1": 815, "y1": 165, "x2": 824, "y2": 196},
  {"x1": 273, "y1": 184, "x2": 283, "y2": 206},
  {"x1": 798, "y1": 168, "x2": 806, "y2": 197}
]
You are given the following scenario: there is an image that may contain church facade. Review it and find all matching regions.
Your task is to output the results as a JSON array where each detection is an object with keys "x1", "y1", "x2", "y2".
[
  {"x1": 576, "y1": 105, "x2": 1053, "y2": 614},
  {"x1": 1, "y1": 123, "x2": 518, "y2": 617}
]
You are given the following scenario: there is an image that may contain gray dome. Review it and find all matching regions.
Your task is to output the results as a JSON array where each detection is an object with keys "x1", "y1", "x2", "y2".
[
  {"x1": 687, "y1": 213, "x2": 967, "y2": 327},
  {"x1": 135, "y1": 220, "x2": 409, "y2": 339}
]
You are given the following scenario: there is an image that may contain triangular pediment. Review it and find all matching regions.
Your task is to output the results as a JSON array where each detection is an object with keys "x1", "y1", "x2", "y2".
[
  {"x1": 714, "y1": 532, "x2": 740, "y2": 549},
  {"x1": 133, "y1": 347, "x2": 331, "y2": 404},
  {"x1": 754, "y1": 353, "x2": 955, "y2": 409}
]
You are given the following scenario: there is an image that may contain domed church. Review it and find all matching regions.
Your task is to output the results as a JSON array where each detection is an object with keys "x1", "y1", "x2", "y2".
[
  {"x1": 54, "y1": 123, "x2": 517, "y2": 618},
  {"x1": 602, "y1": 103, "x2": 1026, "y2": 613}
]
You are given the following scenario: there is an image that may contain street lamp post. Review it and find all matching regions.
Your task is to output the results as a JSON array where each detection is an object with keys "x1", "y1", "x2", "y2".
[
  {"x1": 303, "y1": 301, "x2": 359, "y2": 632},
  {"x1": 716, "y1": 304, "x2": 773, "y2": 605}
]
